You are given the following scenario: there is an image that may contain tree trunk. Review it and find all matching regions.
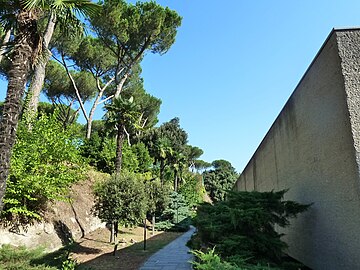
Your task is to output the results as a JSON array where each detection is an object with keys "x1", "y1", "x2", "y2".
[
  {"x1": 160, "y1": 159, "x2": 165, "y2": 185},
  {"x1": 25, "y1": 12, "x2": 56, "y2": 121},
  {"x1": 115, "y1": 125, "x2": 125, "y2": 178},
  {"x1": 174, "y1": 171, "x2": 178, "y2": 192},
  {"x1": 143, "y1": 218, "x2": 147, "y2": 250},
  {"x1": 86, "y1": 84, "x2": 106, "y2": 139},
  {"x1": 113, "y1": 221, "x2": 119, "y2": 256},
  {"x1": 0, "y1": 29, "x2": 11, "y2": 64},
  {"x1": 152, "y1": 215, "x2": 155, "y2": 235},
  {"x1": 114, "y1": 73, "x2": 128, "y2": 99},
  {"x1": 0, "y1": 10, "x2": 38, "y2": 211},
  {"x1": 86, "y1": 116, "x2": 93, "y2": 140},
  {"x1": 109, "y1": 221, "x2": 114, "y2": 243}
]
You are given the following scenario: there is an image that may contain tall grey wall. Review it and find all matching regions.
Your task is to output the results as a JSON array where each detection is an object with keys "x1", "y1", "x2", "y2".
[{"x1": 235, "y1": 29, "x2": 360, "y2": 270}]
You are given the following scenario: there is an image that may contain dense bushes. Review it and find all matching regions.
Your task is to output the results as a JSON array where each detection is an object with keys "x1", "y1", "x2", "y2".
[
  {"x1": 192, "y1": 248, "x2": 281, "y2": 270},
  {"x1": 191, "y1": 190, "x2": 311, "y2": 269},
  {"x1": 1, "y1": 115, "x2": 84, "y2": 225}
]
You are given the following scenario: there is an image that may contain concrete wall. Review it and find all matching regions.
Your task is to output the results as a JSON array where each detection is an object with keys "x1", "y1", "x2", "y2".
[{"x1": 235, "y1": 29, "x2": 360, "y2": 270}]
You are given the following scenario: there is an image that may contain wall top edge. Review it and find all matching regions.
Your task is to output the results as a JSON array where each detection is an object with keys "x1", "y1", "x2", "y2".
[{"x1": 237, "y1": 27, "x2": 360, "y2": 178}]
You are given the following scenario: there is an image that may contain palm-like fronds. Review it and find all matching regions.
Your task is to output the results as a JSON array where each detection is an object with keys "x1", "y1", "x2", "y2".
[{"x1": 21, "y1": 0, "x2": 99, "y2": 17}]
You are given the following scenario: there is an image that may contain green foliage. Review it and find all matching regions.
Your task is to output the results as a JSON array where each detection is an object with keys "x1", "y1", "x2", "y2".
[
  {"x1": 178, "y1": 173, "x2": 205, "y2": 208},
  {"x1": 121, "y1": 142, "x2": 139, "y2": 173},
  {"x1": 81, "y1": 132, "x2": 153, "y2": 175},
  {"x1": 2, "y1": 115, "x2": 84, "y2": 225},
  {"x1": 91, "y1": 0, "x2": 182, "y2": 62},
  {"x1": 194, "y1": 160, "x2": 212, "y2": 172},
  {"x1": 130, "y1": 142, "x2": 154, "y2": 173},
  {"x1": 104, "y1": 96, "x2": 141, "y2": 135},
  {"x1": 44, "y1": 61, "x2": 96, "y2": 103},
  {"x1": 0, "y1": 245, "x2": 57, "y2": 270},
  {"x1": 144, "y1": 179, "x2": 169, "y2": 217},
  {"x1": 92, "y1": 172, "x2": 147, "y2": 226},
  {"x1": 202, "y1": 159, "x2": 238, "y2": 202},
  {"x1": 72, "y1": 36, "x2": 116, "y2": 77},
  {"x1": 37, "y1": 102, "x2": 80, "y2": 130},
  {"x1": 81, "y1": 133, "x2": 115, "y2": 174},
  {"x1": 61, "y1": 258, "x2": 78, "y2": 270},
  {"x1": 192, "y1": 248, "x2": 281, "y2": 270},
  {"x1": 157, "y1": 191, "x2": 191, "y2": 231},
  {"x1": 193, "y1": 190, "x2": 311, "y2": 267},
  {"x1": 141, "y1": 117, "x2": 191, "y2": 184},
  {"x1": 121, "y1": 75, "x2": 162, "y2": 134}
]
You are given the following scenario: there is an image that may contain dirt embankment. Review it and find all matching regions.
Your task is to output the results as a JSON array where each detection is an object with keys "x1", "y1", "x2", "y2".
[{"x1": 0, "y1": 169, "x2": 109, "y2": 251}]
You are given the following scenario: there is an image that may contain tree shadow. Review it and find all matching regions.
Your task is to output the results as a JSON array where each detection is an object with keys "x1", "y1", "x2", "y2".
[
  {"x1": 53, "y1": 220, "x2": 73, "y2": 246},
  {"x1": 30, "y1": 242, "x2": 103, "y2": 269},
  {"x1": 77, "y1": 231, "x2": 183, "y2": 270}
]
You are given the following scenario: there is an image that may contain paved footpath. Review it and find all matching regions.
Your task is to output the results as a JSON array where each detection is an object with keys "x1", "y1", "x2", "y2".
[{"x1": 139, "y1": 226, "x2": 196, "y2": 270}]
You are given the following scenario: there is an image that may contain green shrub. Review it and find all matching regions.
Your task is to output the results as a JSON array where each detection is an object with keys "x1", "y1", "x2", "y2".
[
  {"x1": 193, "y1": 190, "x2": 310, "y2": 267},
  {"x1": 61, "y1": 258, "x2": 77, "y2": 270},
  {"x1": 2, "y1": 114, "x2": 84, "y2": 226},
  {"x1": 92, "y1": 171, "x2": 147, "y2": 227},
  {"x1": 192, "y1": 248, "x2": 280, "y2": 270}
]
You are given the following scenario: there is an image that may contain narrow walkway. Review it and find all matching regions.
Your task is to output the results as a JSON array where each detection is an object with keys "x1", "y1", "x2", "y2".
[{"x1": 139, "y1": 226, "x2": 196, "y2": 270}]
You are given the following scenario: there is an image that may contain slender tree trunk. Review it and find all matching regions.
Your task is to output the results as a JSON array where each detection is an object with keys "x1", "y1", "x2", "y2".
[
  {"x1": 174, "y1": 171, "x2": 178, "y2": 192},
  {"x1": 86, "y1": 115, "x2": 93, "y2": 140},
  {"x1": 143, "y1": 218, "x2": 147, "y2": 250},
  {"x1": 152, "y1": 215, "x2": 155, "y2": 235},
  {"x1": 0, "y1": 10, "x2": 38, "y2": 211},
  {"x1": 110, "y1": 221, "x2": 114, "y2": 243},
  {"x1": 86, "y1": 84, "x2": 106, "y2": 139},
  {"x1": 160, "y1": 159, "x2": 165, "y2": 185},
  {"x1": 0, "y1": 29, "x2": 11, "y2": 64},
  {"x1": 115, "y1": 125, "x2": 125, "y2": 178},
  {"x1": 25, "y1": 12, "x2": 56, "y2": 120},
  {"x1": 114, "y1": 73, "x2": 128, "y2": 99},
  {"x1": 113, "y1": 221, "x2": 119, "y2": 256}
]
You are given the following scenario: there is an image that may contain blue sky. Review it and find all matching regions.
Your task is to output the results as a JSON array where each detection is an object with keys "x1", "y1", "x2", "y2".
[{"x1": 1, "y1": 1, "x2": 360, "y2": 172}]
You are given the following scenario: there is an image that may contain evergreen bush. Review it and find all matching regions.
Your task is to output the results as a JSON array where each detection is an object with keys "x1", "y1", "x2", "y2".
[{"x1": 193, "y1": 190, "x2": 310, "y2": 267}]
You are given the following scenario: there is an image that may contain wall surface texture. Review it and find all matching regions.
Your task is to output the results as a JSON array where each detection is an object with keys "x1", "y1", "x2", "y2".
[{"x1": 235, "y1": 29, "x2": 360, "y2": 270}]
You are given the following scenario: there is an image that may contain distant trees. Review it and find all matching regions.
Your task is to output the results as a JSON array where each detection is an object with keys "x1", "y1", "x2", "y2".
[
  {"x1": 142, "y1": 117, "x2": 189, "y2": 185},
  {"x1": 202, "y1": 160, "x2": 238, "y2": 202}
]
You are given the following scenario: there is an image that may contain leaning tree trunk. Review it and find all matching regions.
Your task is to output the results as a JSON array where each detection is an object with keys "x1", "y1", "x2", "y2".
[
  {"x1": 0, "y1": 29, "x2": 11, "y2": 64},
  {"x1": 115, "y1": 125, "x2": 125, "y2": 178},
  {"x1": 25, "y1": 12, "x2": 56, "y2": 121},
  {"x1": 0, "y1": 10, "x2": 38, "y2": 211}
]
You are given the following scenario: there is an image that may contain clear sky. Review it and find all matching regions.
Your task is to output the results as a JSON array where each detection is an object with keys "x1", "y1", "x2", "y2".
[{"x1": 1, "y1": 1, "x2": 360, "y2": 172}]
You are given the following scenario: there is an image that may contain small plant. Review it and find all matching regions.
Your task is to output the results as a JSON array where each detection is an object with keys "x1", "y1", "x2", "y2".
[
  {"x1": 192, "y1": 248, "x2": 281, "y2": 270},
  {"x1": 61, "y1": 258, "x2": 78, "y2": 270}
]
